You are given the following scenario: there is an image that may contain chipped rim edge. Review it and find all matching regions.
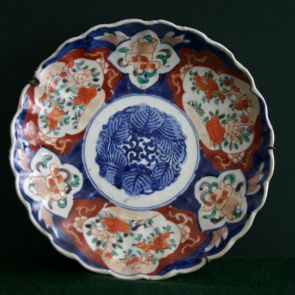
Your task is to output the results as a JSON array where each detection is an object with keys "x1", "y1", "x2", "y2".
[{"x1": 9, "y1": 18, "x2": 275, "y2": 280}]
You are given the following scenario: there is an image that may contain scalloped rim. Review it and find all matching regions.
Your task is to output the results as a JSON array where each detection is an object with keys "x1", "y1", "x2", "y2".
[{"x1": 9, "y1": 18, "x2": 275, "y2": 280}]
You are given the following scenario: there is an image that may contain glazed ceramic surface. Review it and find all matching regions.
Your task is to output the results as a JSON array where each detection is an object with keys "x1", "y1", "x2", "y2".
[{"x1": 10, "y1": 19, "x2": 274, "y2": 280}]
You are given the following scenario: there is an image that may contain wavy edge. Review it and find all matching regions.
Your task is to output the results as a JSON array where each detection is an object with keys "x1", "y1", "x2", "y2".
[{"x1": 9, "y1": 18, "x2": 275, "y2": 280}]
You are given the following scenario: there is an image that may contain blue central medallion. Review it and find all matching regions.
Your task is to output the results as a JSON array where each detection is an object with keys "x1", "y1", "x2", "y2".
[
  {"x1": 83, "y1": 95, "x2": 199, "y2": 210},
  {"x1": 95, "y1": 104, "x2": 187, "y2": 196}
]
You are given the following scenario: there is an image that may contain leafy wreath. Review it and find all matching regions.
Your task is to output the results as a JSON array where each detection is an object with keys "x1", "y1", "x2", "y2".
[{"x1": 95, "y1": 104, "x2": 187, "y2": 196}]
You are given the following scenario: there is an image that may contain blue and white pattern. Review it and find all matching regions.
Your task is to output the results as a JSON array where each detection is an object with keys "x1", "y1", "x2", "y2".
[
  {"x1": 83, "y1": 95, "x2": 199, "y2": 210},
  {"x1": 95, "y1": 104, "x2": 187, "y2": 196}
]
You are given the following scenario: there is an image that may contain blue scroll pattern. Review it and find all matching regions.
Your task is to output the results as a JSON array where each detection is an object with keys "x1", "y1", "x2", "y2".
[{"x1": 95, "y1": 104, "x2": 187, "y2": 196}]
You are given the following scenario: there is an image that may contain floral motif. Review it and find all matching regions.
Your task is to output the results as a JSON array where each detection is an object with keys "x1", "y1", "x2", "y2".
[
  {"x1": 82, "y1": 207, "x2": 180, "y2": 275},
  {"x1": 109, "y1": 30, "x2": 180, "y2": 89},
  {"x1": 184, "y1": 67, "x2": 259, "y2": 152},
  {"x1": 60, "y1": 199, "x2": 207, "y2": 276},
  {"x1": 73, "y1": 216, "x2": 88, "y2": 232},
  {"x1": 23, "y1": 49, "x2": 121, "y2": 155},
  {"x1": 36, "y1": 58, "x2": 104, "y2": 137},
  {"x1": 194, "y1": 169, "x2": 247, "y2": 231},
  {"x1": 95, "y1": 104, "x2": 187, "y2": 196},
  {"x1": 168, "y1": 49, "x2": 263, "y2": 172},
  {"x1": 23, "y1": 148, "x2": 83, "y2": 217}
]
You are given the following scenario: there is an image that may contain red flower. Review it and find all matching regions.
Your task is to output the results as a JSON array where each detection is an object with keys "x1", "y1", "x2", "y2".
[
  {"x1": 136, "y1": 232, "x2": 171, "y2": 253},
  {"x1": 231, "y1": 85, "x2": 240, "y2": 93},
  {"x1": 149, "y1": 63, "x2": 156, "y2": 70},
  {"x1": 104, "y1": 252, "x2": 113, "y2": 259},
  {"x1": 102, "y1": 216, "x2": 130, "y2": 234},
  {"x1": 47, "y1": 168, "x2": 64, "y2": 194},
  {"x1": 46, "y1": 107, "x2": 65, "y2": 130},
  {"x1": 247, "y1": 125, "x2": 254, "y2": 133},
  {"x1": 151, "y1": 232, "x2": 170, "y2": 252},
  {"x1": 218, "y1": 92, "x2": 226, "y2": 100},
  {"x1": 223, "y1": 79, "x2": 231, "y2": 86},
  {"x1": 73, "y1": 85, "x2": 97, "y2": 106},
  {"x1": 140, "y1": 63, "x2": 147, "y2": 70},
  {"x1": 126, "y1": 256, "x2": 140, "y2": 266},
  {"x1": 60, "y1": 71, "x2": 67, "y2": 78},
  {"x1": 67, "y1": 60, "x2": 75, "y2": 68},
  {"x1": 194, "y1": 75, "x2": 224, "y2": 100},
  {"x1": 241, "y1": 115, "x2": 249, "y2": 124},
  {"x1": 39, "y1": 92, "x2": 48, "y2": 103},
  {"x1": 137, "y1": 242, "x2": 152, "y2": 253},
  {"x1": 223, "y1": 79, "x2": 240, "y2": 92},
  {"x1": 205, "y1": 77, "x2": 219, "y2": 99},
  {"x1": 193, "y1": 75, "x2": 207, "y2": 91},
  {"x1": 206, "y1": 116, "x2": 225, "y2": 145},
  {"x1": 235, "y1": 100, "x2": 249, "y2": 111}
]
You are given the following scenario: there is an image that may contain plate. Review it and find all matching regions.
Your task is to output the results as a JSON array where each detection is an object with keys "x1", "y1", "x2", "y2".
[{"x1": 10, "y1": 19, "x2": 274, "y2": 280}]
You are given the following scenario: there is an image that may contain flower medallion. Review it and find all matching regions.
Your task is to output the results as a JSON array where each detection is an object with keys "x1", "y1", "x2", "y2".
[
  {"x1": 109, "y1": 30, "x2": 180, "y2": 89},
  {"x1": 194, "y1": 169, "x2": 247, "y2": 231},
  {"x1": 23, "y1": 148, "x2": 83, "y2": 217}
]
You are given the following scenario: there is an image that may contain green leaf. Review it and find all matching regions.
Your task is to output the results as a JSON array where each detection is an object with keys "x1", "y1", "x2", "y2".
[
  {"x1": 233, "y1": 209, "x2": 242, "y2": 218},
  {"x1": 136, "y1": 234, "x2": 143, "y2": 241},
  {"x1": 145, "y1": 69, "x2": 157, "y2": 78},
  {"x1": 137, "y1": 76, "x2": 149, "y2": 84},
  {"x1": 152, "y1": 256, "x2": 158, "y2": 264},
  {"x1": 42, "y1": 155, "x2": 52, "y2": 168},
  {"x1": 70, "y1": 175, "x2": 80, "y2": 187},
  {"x1": 203, "y1": 209, "x2": 216, "y2": 219},
  {"x1": 156, "y1": 54, "x2": 168, "y2": 65},
  {"x1": 64, "y1": 116, "x2": 70, "y2": 125},
  {"x1": 154, "y1": 227, "x2": 160, "y2": 235},
  {"x1": 92, "y1": 237, "x2": 98, "y2": 243},
  {"x1": 144, "y1": 34, "x2": 153, "y2": 43},
  {"x1": 242, "y1": 133, "x2": 250, "y2": 142},
  {"x1": 118, "y1": 47, "x2": 130, "y2": 53}
]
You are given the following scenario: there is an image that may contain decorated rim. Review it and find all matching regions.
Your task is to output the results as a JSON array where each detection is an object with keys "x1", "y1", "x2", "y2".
[{"x1": 10, "y1": 19, "x2": 274, "y2": 280}]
